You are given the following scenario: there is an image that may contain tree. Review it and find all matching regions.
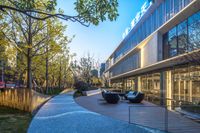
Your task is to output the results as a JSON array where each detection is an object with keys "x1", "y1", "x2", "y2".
[
  {"x1": 0, "y1": 0, "x2": 119, "y2": 26},
  {"x1": 91, "y1": 76, "x2": 102, "y2": 87},
  {"x1": 73, "y1": 53, "x2": 100, "y2": 86},
  {"x1": 0, "y1": 1, "x2": 71, "y2": 89},
  {"x1": 79, "y1": 53, "x2": 94, "y2": 84},
  {"x1": 0, "y1": 0, "x2": 119, "y2": 89}
]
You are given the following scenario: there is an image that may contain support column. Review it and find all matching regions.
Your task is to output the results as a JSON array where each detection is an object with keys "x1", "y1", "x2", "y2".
[
  {"x1": 108, "y1": 80, "x2": 111, "y2": 88},
  {"x1": 189, "y1": 80, "x2": 192, "y2": 102},
  {"x1": 134, "y1": 78, "x2": 138, "y2": 91},
  {"x1": 137, "y1": 77, "x2": 141, "y2": 91},
  {"x1": 160, "y1": 71, "x2": 165, "y2": 106},
  {"x1": 125, "y1": 79, "x2": 127, "y2": 90},
  {"x1": 131, "y1": 79, "x2": 133, "y2": 90},
  {"x1": 166, "y1": 71, "x2": 172, "y2": 109},
  {"x1": 184, "y1": 80, "x2": 186, "y2": 101},
  {"x1": 178, "y1": 81, "x2": 181, "y2": 101},
  {"x1": 122, "y1": 78, "x2": 125, "y2": 90}
]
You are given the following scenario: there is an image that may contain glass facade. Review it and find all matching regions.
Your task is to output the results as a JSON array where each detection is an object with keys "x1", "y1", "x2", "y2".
[
  {"x1": 111, "y1": 53, "x2": 140, "y2": 77},
  {"x1": 188, "y1": 11, "x2": 200, "y2": 51},
  {"x1": 172, "y1": 65, "x2": 200, "y2": 104},
  {"x1": 111, "y1": 77, "x2": 137, "y2": 91},
  {"x1": 124, "y1": 78, "x2": 137, "y2": 91},
  {"x1": 140, "y1": 73, "x2": 161, "y2": 105},
  {"x1": 163, "y1": 10, "x2": 200, "y2": 59},
  {"x1": 107, "y1": 0, "x2": 200, "y2": 113},
  {"x1": 113, "y1": 0, "x2": 193, "y2": 63}
]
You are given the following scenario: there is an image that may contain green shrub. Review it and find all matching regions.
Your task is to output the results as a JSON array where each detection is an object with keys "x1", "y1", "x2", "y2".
[
  {"x1": 73, "y1": 90, "x2": 83, "y2": 98},
  {"x1": 181, "y1": 102, "x2": 200, "y2": 114},
  {"x1": 74, "y1": 81, "x2": 89, "y2": 91}
]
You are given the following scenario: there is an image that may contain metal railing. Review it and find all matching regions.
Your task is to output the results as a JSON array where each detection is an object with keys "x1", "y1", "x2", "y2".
[{"x1": 128, "y1": 104, "x2": 200, "y2": 133}]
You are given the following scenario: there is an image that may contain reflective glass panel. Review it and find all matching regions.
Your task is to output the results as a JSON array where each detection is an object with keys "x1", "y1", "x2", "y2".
[
  {"x1": 168, "y1": 27, "x2": 178, "y2": 57},
  {"x1": 178, "y1": 20, "x2": 188, "y2": 54}
]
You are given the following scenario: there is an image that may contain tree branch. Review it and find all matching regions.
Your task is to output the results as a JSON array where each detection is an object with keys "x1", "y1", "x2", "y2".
[{"x1": 0, "y1": 5, "x2": 90, "y2": 27}]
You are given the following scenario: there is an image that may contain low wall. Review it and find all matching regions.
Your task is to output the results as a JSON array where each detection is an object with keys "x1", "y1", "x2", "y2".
[
  {"x1": 0, "y1": 89, "x2": 51, "y2": 112},
  {"x1": 82, "y1": 89, "x2": 101, "y2": 96}
]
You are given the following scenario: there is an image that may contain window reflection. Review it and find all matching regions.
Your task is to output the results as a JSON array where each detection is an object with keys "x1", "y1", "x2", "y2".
[
  {"x1": 163, "y1": 10, "x2": 200, "y2": 59},
  {"x1": 178, "y1": 20, "x2": 188, "y2": 54},
  {"x1": 168, "y1": 27, "x2": 178, "y2": 57},
  {"x1": 188, "y1": 11, "x2": 200, "y2": 51}
]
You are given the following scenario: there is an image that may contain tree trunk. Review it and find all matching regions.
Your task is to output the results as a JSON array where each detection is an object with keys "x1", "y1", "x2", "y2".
[
  {"x1": 59, "y1": 58, "x2": 62, "y2": 89},
  {"x1": 27, "y1": 17, "x2": 32, "y2": 89},
  {"x1": 63, "y1": 61, "x2": 67, "y2": 88},
  {"x1": 45, "y1": 45, "x2": 49, "y2": 94},
  {"x1": 1, "y1": 61, "x2": 4, "y2": 82},
  {"x1": 27, "y1": 51, "x2": 32, "y2": 89}
]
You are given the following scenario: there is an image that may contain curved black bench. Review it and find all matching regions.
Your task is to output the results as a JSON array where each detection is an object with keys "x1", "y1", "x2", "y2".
[
  {"x1": 124, "y1": 91, "x2": 138, "y2": 100},
  {"x1": 128, "y1": 92, "x2": 145, "y2": 103},
  {"x1": 104, "y1": 93, "x2": 120, "y2": 104},
  {"x1": 101, "y1": 89, "x2": 109, "y2": 99}
]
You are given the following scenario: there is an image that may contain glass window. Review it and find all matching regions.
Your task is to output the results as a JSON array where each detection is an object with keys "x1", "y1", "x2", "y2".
[
  {"x1": 178, "y1": 20, "x2": 188, "y2": 54},
  {"x1": 166, "y1": 0, "x2": 170, "y2": 21},
  {"x1": 140, "y1": 73, "x2": 161, "y2": 105},
  {"x1": 169, "y1": 0, "x2": 174, "y2": 18},
  {"x1": 184, "y1": 0, "x2": 193, "y2": 6},
  {"x1": 152, "y1": 12, "x2": 156, "y2": 31},
  {"x1": 188, "y1": 11, "x2": 200, "y2": 51},
  {"x1": 168, "y1": 27, "x2": 178, "y2": 57},
  {"x1": 172, "y1": 65, "x2": 200, "y2": 104},
  {"x1": 159, "y1": 4, "x2": 163, "y2": 26},
  {"x1": 174, "y1": 0, "x2": 180, "y2": 14},
  {"x1": 163, "y1": 33, "x2": 169, "y2": 59}
]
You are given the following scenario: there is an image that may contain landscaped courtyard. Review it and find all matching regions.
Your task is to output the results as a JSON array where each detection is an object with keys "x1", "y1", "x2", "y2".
[
  {"x1": 28, "y1": 91, "x2": 164, "y2": 133},
  {"x1": 26, "y1": 90, "x2": 200, "y2": 133},
  {"x1": 1, "y1": 0, "x2": 200, "y2": 132}
]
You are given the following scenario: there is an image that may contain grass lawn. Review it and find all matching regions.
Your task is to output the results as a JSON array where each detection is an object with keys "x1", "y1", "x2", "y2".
[{"x1": 0, "y1": 106, "x2": 32, "y2": 133}]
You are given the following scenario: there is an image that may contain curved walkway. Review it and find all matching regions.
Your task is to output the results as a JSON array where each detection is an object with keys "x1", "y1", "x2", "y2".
[{"x1": 28, "y1": 92, "x2": 162, "y2": 133}]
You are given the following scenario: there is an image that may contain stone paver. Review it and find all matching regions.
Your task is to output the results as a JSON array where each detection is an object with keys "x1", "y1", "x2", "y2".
[{"x1": 28, "y1": 92, "x2": 163, "y2": 133}]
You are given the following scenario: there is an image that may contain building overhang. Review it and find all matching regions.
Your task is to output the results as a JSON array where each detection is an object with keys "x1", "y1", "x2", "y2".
[{"x1": 110, "y1": 49, "x2": 200, "y2": 81}]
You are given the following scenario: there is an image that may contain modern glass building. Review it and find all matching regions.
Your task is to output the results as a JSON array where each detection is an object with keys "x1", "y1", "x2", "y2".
[{"x1": 105, "y1": 0, "x2": 200, "y2": 106}]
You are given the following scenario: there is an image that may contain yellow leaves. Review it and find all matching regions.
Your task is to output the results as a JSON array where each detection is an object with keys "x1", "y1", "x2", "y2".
[
  {"x1": 4, "y1": 45, "x2": 17, "y2": 67},
  {"x1": 24, "y1": 45, "x2": 33, "y2": 48},
  {"x1": 0, "y1": 14, "x2": 3, "y2": 20},
  {"x1": 0, "y1": 39, "x2": 7, "y2": 46}
]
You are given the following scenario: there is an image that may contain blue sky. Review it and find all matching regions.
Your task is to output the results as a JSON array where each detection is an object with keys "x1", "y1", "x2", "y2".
[{"x1": 57, "y1": 0, "x2": 146, "y2": 62}]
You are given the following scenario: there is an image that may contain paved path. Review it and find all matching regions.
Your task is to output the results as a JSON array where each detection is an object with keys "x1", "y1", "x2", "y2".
[
  {"x1": 28, "y1": 92, "x2": 162, "y2": 133},
  {"x1": 76, "y1": 94, "x2": 200, "y2": 133}
]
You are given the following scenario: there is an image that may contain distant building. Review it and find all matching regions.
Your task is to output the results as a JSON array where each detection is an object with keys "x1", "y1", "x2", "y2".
[
  {"x1": 100, "y1": 63, "x2": 105, "y2": 77},
  {"x1": 91, "y1": 69, "x2": 98, "y2": 77}
]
